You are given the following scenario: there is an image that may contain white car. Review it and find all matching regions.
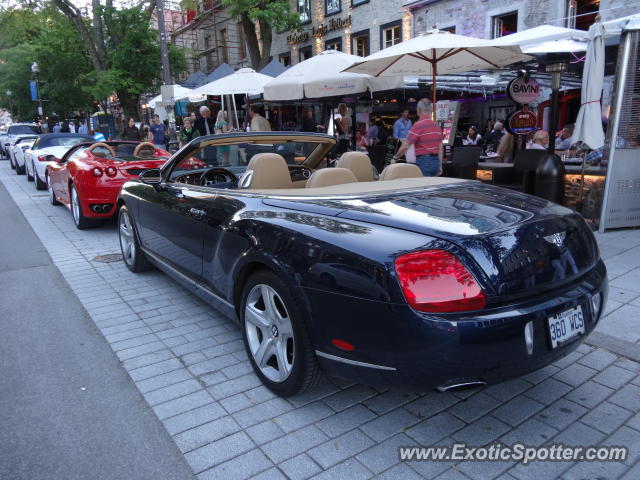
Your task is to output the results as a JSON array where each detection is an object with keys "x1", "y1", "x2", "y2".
[
  {"x1": 0, "y1": 125, "x2": 8, "y2": 157},
  {"x1": 10, "y1": 136, "x2": 39, "y2": 175},
  {"x1": 4, "y1": 123, "x2": 41, "y2": 154},
  {"x1": 24, "y1": 133, "x2": 94, "y2": 189}
]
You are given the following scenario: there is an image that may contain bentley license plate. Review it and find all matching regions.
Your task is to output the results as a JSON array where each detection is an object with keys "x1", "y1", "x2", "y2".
[{"x1": 548, "y1": 306, "x2": 585, "y2": 348}]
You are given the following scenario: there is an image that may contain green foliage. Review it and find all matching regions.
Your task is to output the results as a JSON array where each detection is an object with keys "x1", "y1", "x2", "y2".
[{"x1": 221, "y1": 0, "x2": 300, "y2": 32}]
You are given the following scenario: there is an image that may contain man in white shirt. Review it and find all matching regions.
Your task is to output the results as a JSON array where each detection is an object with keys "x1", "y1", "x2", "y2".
[
  {"x1": 555, "y1": 125, "x2": 573, "y2": 150},
  {"x1": 527, "y1": 130, "x2": 549, "y2": 150}
]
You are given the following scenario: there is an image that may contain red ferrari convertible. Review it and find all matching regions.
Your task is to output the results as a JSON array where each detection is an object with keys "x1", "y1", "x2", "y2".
[{"x1": 46, "y1": 141, "x2": 173, "y2": 228}]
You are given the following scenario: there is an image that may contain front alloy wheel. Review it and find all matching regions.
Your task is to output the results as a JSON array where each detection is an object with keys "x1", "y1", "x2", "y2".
[
  {"x1": 118, "y1": 205, "x2": 152, "y2": 273},
  {"x1": 240, "y1": 271, "x2": 322, "y2": 396}
]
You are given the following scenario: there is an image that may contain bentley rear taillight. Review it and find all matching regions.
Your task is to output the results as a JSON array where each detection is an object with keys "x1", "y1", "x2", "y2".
[{"x1": 394, "y1": 250, "x2": 486, "y2": 313}]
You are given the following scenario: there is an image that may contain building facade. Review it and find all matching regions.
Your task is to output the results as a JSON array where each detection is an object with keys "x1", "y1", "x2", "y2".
[
  {"x1": 403, "y1": 0, "x2": 640, "y2": 38},
  {"x1": 270, "y1": 0, "x2": 412, "y2": 66}
]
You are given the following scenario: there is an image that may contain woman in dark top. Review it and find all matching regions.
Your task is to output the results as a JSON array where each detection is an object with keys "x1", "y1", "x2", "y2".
[{"x1": 123, "y1": 117, "x2": 141, "y2": 141}]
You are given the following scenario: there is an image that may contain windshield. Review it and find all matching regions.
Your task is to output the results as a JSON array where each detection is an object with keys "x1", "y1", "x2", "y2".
[
  {"x1": 168, "y1": 139, "x2": 328, "y2": 182},
  {"x1": 8, "y1": 125, "x2": 40, "y2": 135},
  {"x1": 16, "y1": 137, "x2": 37, "y2": 145},
  {"x1": 41, "y1": 136, "x2": 92, "y2": 148}
]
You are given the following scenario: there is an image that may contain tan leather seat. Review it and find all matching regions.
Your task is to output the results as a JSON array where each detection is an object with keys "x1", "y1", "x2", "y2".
[
  {"x1": 380, "y1": 163, "x2": 423, "y2": 181},
  {"x1": 240, "y1": 153, "x2": 293, "y2": 189},
  {"x1": 306, "y1": 168, "x2": 358, "y2": 188},
  {"x1": 336, "y1": 152, "x2": 374, "y2": 182}
]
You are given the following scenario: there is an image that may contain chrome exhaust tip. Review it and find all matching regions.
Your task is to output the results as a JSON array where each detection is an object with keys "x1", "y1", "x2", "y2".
[{"x1": 436, "y1": 379, "x2": 486, "y2": 392}]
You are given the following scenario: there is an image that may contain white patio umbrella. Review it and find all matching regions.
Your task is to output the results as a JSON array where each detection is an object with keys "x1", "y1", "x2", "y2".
[
  {"x1": 571, "y1": 22, "x2": 606, "y2": 150},
  {"x1": 492, "y1": 25, "x2": 588, "y2": 54},
  {"x1": 191, "y1": 68, "x2": 273, "y2": 96},
  {"x1": 149, "y1": 85, "x2": 196, "y2": 106},
  {"x1": 343, "y1": 29, "x2": 531, "y2": 115},
  {"x1": 263, "y1": 50, "x2": 403, "y2": 101}
]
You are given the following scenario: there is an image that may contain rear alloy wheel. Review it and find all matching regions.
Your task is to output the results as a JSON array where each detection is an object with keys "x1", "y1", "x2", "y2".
[
  {"x1": 26, "y1": 162, "x2": 34, "y2": 181},
  {"x1": 34, "y1": 164, "x2": 46, "y2": 190},
  {"x1": 70, "y1": 185, "x2": 96, "y2": 229},
  {"x1": 118, "y1": 205, "x2": 152, "y2": 273},
  {"x1": 15, "y1": 159, "x2": 25, "y2": 175},
  {"x1": 240, "y1": 271, "x2": 322, "y2": 396},
  {"x1": 9, "y1": 154, "x2": 15, "y2": 170},
  {"x1": 47, "y1": 175, "x2": 60, "y2": 205}
]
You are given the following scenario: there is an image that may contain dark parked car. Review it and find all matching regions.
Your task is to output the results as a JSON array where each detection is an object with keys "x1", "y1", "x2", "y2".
[{"x1": 117, "y1": 132, "x2": 607, "y2": 396}]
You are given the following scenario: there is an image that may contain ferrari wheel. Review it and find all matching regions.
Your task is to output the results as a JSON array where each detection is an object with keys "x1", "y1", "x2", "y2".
[
  {"x1": 240, "y1": 271, "x2": 322, "y2": 396},
  {"x1": 70, "y1": 184, "x2": 96, "y2": 229},
  {"x1": 47, "y1": 175, "x2": 60, "y2": 205},
  {"x1": 118, "y1": 205, "x2": 152, "y2": 273},
  {"x1": 34, "y1": 165, "x2": 47, "y2": 190},
  {"x1": 9, "y1": 154, "x2": 15, "y2": 170},
  {"x1": 26, "y1": 162, "x2": 34, "y2": 181},
  {"x1": 16, "y1": 159, "x2": 25, "y2": 175}
]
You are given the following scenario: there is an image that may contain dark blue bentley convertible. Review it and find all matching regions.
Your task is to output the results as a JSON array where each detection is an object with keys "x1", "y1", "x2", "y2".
[{"x1": 117, "y1": 132, "x2": 607, "y2": 396}]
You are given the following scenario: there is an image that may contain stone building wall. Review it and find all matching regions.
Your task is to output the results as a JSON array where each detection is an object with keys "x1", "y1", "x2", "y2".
[{"x1": 270, "y1": 0, "x2": 411, "y2": 65}]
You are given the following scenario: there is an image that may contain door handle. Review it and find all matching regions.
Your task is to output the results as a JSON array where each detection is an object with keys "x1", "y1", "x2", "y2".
[{"x1": 189, "y1": 208, "x2": 207, "y2": 219}]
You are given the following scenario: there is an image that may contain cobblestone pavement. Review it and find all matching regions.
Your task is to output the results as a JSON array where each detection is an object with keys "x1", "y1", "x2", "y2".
[{"x1": 2, "y1": 161, "x2": 639, "y2": 480}]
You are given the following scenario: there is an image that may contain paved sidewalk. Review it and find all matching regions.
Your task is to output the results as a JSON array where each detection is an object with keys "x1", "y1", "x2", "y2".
[
  {"x1": 1, "y1": 160, "x2": 639, "y2": 480},
  {"x1": 0, "y1": 180, "x2": 195, "y2": 480}
]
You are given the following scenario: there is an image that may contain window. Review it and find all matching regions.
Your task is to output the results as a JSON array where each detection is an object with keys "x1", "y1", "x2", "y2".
[
  {"x1": 299, "y1": 46, "x2": 312, "y2": 62},
  {"x1": 204, "y1": 33, "x2": 214, "y2": 70},
  {"x1": 325, "y1": 37, "x2": 342, "y2": 52},
  {"x1": 492, "y1": 11, "x2": 518, "y2": 38},
  {"x1": 280, "y1": 52, "x2": 291, "y2": 66},
  {"x1": 352, "y1": 30, "x2": 370, "y2": 57},
  {"x1": 325, "y1": 0, "x2": 340, "y2": 16},
  {"x1": 219, "y1": 28, "x2": 228, "y2": 64},
  {"x1": 380, "y1": 21, "x2": 401, "y2": 50},
  {"x1": 566, "y1": 0, "x2": 600, "y2": 31},
  {"x1": 298, "y1": 0, "x2": 311, "y2": 24},
  {"x1": 442, "y1": 25, "x2": 456, "y2": 34},
  {"x1": 237, "y1": 23, "x2": 246, "y2": 59}
]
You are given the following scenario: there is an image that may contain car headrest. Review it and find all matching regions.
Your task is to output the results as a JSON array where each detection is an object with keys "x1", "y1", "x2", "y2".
[
  {"x1": 380, "y1": 163, "x2": 423, "y2": 181},
  {"x1": 336, "y1": 151, "x2": 374, "y2": 182},
  {"x1": 240, "y1": 153, "x2": 293, "y2": 189},
  {"x1": 306, "y1": 168, "x2": 358, "y2": 188}
]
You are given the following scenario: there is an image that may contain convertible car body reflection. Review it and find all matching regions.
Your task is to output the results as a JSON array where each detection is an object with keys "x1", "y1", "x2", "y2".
[{"x1": 117, "y1": 132, "x2": 607, "y2": 396}]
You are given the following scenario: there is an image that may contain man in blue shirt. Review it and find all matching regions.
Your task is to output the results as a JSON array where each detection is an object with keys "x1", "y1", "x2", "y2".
[
  {"x1": 393, "y1": 109, "x2": 412, "y2": 140},
  {"x1": 149, "y1": 114, "x2": 166, "y2": 149}
]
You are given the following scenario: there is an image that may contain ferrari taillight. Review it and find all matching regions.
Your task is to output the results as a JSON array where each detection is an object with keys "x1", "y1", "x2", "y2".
[
  {"x1": 105, "y1": 166, "x2": 117, "y2": 177},
  {"x1": 394, "y1": 250, "x2": 486, "y2": 313},
  {"x1": 91, "y1": 167, "x2": 103, "y2": 177},
  {"x1": 37, "y1": 155, "x2": 49, "y2": 162}
]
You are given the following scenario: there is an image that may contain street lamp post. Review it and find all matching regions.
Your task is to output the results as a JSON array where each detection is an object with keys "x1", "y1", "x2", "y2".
[
  {"x1": 31, "y1": 62, "x2": 44, "y2": 120},
  {"x1": 156, "y1": 0, "x2": 177, "y2": 151},
  {"x1": 5, "y1": 90, "x2": 13, "y2": 120}
]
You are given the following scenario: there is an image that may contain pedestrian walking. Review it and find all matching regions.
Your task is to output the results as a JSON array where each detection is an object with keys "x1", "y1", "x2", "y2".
[
  {"x1": 393, "y1": 109, "x2": 412, "y2": 140},
  {"x1": 122, "y1": 117, "x2": 141, "y2": 141},
  {"x1": 334, "y1": 103, "x2": 350, "y2": 155},
  {"x1": 149, "y1": 114, "x2": 167, "y2": 149},
  {"x1": 394, "y1": 98, "x2": 443, "y2": 177}
]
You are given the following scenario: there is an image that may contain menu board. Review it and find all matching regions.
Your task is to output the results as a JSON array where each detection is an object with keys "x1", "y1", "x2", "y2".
[{"x1": 436, "y1": 100, "x2": 460, "y2": 146}]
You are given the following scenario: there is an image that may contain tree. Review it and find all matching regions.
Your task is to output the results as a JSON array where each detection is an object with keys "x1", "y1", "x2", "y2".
[
  {"x1": 53, "y1": 0, "x2": 186, "y2": 117},
  {"x1": 221, "y1": 0, "x2": 300, "y2": 70}
]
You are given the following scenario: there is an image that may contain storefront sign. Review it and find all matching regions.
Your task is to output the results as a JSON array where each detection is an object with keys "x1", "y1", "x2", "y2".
[
  {"x1": 507, "y1": 108, "x2": 538, "y2": 135},
  {"x1": 287, "y1": 15, "x2": 352, "y2": 44},
  {"x1": 507, "y1": 77, "x2": 540, "y2": 105}
]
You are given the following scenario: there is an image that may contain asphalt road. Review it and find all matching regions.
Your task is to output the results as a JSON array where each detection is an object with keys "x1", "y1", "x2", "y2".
[{"x1": 0, "y1": 176, "x2": 195, "y2": 480}]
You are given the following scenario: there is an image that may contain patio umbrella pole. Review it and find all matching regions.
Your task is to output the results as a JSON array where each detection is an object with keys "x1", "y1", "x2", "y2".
[
  {"x1": 231, "y1": 94, "x2": 239, "y2": 130},
  {"x1": 432, "y1": 61, "x2": 437, "y2": 119}
]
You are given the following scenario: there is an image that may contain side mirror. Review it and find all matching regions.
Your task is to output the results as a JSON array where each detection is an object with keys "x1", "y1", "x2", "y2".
[{"x1": 139, "y1": 168, "x2": 162, "y2": 185}]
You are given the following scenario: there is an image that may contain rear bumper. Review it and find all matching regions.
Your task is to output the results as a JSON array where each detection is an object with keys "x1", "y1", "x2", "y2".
[
  {"x1": 306, "y1": 260, "x2": 608, "y2": 391},
  {"x1": 77, "y1": 185, "x2": 120, "y2": 218}
]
